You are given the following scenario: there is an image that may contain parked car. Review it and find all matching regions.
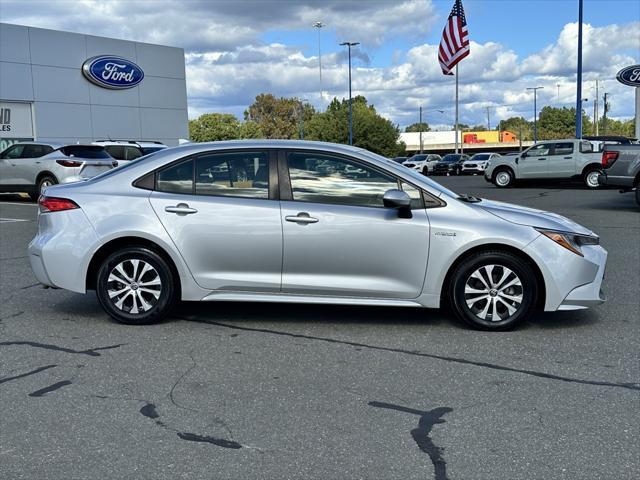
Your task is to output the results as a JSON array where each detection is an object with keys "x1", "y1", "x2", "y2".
[
  {"x1": 0, "y1": 143, "x2": 117, "y2": 199},
  {"x1": 93, "y1": 140, "x2": 168, "y2": 162},
  {"x1": 402, "y1": 154, "x2": 442, "y2": 174},
  {"x1": 29, "y1": 140, "x2": 607, "y2": 331},
  {"x1": 484, "y1": 139, "x2": 602, "y2": 188},
  {"x1": 461, "y1": 153, "x2": 501, "y2": 175},
  {"x1": 598, "y1": 144, "x2": 640, "y2": 206},
  {"x1": 432, "y1": 153, "x2": 470, "y2": 175}
]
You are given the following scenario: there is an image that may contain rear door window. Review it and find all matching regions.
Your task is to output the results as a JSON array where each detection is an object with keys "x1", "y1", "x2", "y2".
[
  {"x1": 552, "y1": 143, "x2": 574, "y2": 155},
  {"x1": 195, "y1": 151, "x2": 269, "y2": 199},
  {"x1": 125, "y1": 147, "x2": 143, "y2": 160},
  {"x1": 105, "y1": 146, "x2": 126, "y2": 160},
  {"x1": 157, "y1": 159, "x2": 194, "y2": 194}
]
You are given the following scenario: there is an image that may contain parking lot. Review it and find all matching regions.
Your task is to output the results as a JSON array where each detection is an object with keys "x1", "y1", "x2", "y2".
[{"x1": 0, "y1": 176, "x2": 638, "y2": 480}]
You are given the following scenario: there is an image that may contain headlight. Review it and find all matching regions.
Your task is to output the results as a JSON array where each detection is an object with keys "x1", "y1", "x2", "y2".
[{"x1": 536, "y1": 228, "x2": 599, "y2": 257}]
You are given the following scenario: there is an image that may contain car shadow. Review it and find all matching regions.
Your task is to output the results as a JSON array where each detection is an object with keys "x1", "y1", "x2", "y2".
[{"x1": 523, "y1": 309, "x2": 600, "y2": 330}]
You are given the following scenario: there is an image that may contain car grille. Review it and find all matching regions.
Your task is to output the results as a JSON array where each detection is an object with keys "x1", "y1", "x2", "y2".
[
  {"x1": 404, "y1": 163, "x2": 415, "y2": 167},
  {"x1": 434, "y1": 164, "x2": 450, "y2": 171},
  {"x1": 465, "y1": 163, "x2": 477, "y2": 168}
]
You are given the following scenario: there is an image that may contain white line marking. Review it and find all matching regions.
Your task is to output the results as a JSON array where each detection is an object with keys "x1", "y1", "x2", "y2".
[
  {"x1": 0, "y1": 218, "x2": 30, "y2": 223},
  {"x1": 0, "y1": 202, "x2": 38, "y2": 206}
]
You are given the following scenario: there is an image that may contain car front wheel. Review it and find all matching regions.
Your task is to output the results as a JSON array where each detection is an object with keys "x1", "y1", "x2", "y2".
[
  {"x1": 448, "y1": 251, "x2": 538, "y2": 331},
  {"x1": 96, "y1": 247, "x2": 178, "y2": 325}
]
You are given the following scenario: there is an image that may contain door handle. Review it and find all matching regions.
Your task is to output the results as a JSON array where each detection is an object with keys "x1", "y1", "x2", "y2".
[
  {"x1": 285, "y1": 212, "x2": 319, "y2": 224},
  {"x1": 564, "y1": 156, "x2": 572, "y2": 159},
  {"x1": 537, "y1": 158, "x2": 547, "y2": 161},
  {"x1": 165, "y1": 203, "x2": 198, "y2": 215}
]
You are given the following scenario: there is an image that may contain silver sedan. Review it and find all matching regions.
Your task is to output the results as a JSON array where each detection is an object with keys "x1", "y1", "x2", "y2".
[{"x1": 28, "y1": 140, "x2": 607, "y2": 330}]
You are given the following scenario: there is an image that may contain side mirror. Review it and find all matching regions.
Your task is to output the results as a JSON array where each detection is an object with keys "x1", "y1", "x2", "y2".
[
  {"x1": 520, "y1": 152, "x2": 527, "y2": 158},
  {"x1": 383, "y1": 189, "x2": 412, "y2": 218}
]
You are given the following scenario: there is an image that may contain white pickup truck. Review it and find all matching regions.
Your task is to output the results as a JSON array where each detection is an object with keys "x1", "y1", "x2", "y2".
[{"x1": 484, "y1": 139, "x2": 602, "y2": 188}]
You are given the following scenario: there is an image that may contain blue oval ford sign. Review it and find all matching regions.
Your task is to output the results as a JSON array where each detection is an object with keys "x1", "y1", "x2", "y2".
[
  {"x1": 616, "y1": 65, "x2": 640, "y2": 87},
  {"x1": 82, "y1": 55, "x2": 144, "y2": 89}
]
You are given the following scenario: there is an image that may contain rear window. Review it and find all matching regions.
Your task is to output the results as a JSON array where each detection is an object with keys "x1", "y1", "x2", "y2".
[
  {"x1": 441, "y1": 154, "x2": 460, "y2": 162},
  {"x1": 59, "y1": 146, "x2": 111, "y2": 159},
  {"x1": 470, "y1": 154, "x2": 490, "y2": 160}
]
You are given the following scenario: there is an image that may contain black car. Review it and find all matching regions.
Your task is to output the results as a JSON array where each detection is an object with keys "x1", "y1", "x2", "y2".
[{"x1": 432, "y1": 153, "x2": 470, "y2": 175}]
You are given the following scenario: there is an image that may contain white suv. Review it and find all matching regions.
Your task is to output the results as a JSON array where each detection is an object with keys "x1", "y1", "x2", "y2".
[
  {"x1": 92, "y1": 141, "x2": 167, "y2": 163},
  {"x1": 461, "y1": 153, "x2": 501, "y2": 175},
  {"x1": 402, "y1": 154, "x2": 442, "y2": 174}
]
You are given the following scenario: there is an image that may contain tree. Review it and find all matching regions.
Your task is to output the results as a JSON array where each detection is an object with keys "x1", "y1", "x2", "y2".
[
  {"x1": 497, "y1": 116, "x2": 532, "y2": 141},
  {"x1": 189, "y1": 113, "x2": 264, "y2": 142},
  {"x1": 405, "y1": 122, "x2": 430, "y2": 133},
  {"x1": 598, "y1": 117, "x2": 635, "y2": 137},
  {"x1": 537, "y1": 106, "x2": 591, "y2": 140},
  {"x1": 451, "y1": 123, "x2": 470, "y2": 131},
  {"x1": 305, "y1": 96, "x2": 406, "y2": 157},
  {"x1": 470, "y1": 124, "x2": 487, "y2": 132},
  {"x1": 244, "y1": 93, "x2": 315, "y2": 139}
]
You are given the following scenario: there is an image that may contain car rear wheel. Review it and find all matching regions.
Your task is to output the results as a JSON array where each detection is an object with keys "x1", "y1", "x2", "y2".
[
  {"x1": 583, "y1": 169, "x2": 601, "y2": 189},
  {"x1": 38, "y1": 175, "x2": 57, "y2": 195},
  {"x1": 448, "y1": 251, "x2": 538, "y2": 331},
  {"x1": 493, "y1": 169, "x2": 514, "y2": 188},
  {"x1": 96, "y1": 247, "x2": 178, "y2": 325},
  {"x1": 636, "y1": 183, "x2": 640, "y2": 206},
  {"x1": 422, "y1": 166, "x2": 429, "y2": 176}
]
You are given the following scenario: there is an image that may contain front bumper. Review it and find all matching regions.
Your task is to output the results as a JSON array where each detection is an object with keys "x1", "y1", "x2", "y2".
[{"x1": 524, "y1": 235, "x2": 607, "y2": 311}]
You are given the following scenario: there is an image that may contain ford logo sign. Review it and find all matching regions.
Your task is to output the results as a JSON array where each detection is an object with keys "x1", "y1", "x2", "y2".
[
  {"x1": 616, "y1": 64, "x2": 640, "y2": 87},
  {"x1": 82, "y1": 55, "x2": 144, "y2": 89}
]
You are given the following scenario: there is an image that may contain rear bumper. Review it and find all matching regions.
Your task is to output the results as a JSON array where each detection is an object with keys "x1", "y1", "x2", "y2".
[{"x1": 598, "y1": 173, "x2": 634, "y2": 189}]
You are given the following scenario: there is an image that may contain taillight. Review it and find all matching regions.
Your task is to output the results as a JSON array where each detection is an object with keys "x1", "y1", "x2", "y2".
[
  {"x1": 56, "y1": 159, "x2": 83, "y2": 168},
  {"x1": 38, "y1": 196, "x2": 80, "y2": 213},
  {"x1": 601, "y1": 151, "x2": 619, "y2": 168}
]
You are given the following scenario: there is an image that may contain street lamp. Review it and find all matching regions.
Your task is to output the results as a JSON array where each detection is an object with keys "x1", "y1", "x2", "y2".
[
  {"x1": 527, "y1": 86, "x2": 544, "y2": 143},
  {"x1": 313, "y1": 22, "x2": 324, "y2": 109},
  {"x1": 418, "y1": 107, "x2": 444, "y2": 154},
  {"x1": 340, "y1": 41, "x2": 359, "y2": 145}
]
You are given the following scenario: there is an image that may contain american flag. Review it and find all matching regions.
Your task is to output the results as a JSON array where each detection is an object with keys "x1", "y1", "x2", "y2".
[{"x1": 438, "y1": 0, "x2": 469, "y2": 75}]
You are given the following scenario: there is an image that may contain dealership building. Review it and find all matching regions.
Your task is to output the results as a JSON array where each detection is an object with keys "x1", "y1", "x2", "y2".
[{"x1": 0, "y1": 23, "x2": 188, "y2": 152}]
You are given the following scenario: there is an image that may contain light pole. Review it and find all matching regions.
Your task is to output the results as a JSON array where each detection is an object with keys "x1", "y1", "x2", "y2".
[
  {"x1": 313, "y1": 22, "x2": 324, "y2": 109},
  {"x1": 575, "y1": 0, "x2": 584, "y2": 139},
  {"x1": 340, "y1": 41, "x2": 359, "y2": 145},
  {"x1": 527, "y1": 86, "x2": 544, "y2": 143}
]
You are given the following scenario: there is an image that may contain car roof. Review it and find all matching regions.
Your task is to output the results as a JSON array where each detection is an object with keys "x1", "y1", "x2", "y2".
[
  {"x1": 8, "y1": 141, "x2": 64, "y2": 148},
  {"x1": 156, "y1": 139, "x2": 371, "y2": 156}
]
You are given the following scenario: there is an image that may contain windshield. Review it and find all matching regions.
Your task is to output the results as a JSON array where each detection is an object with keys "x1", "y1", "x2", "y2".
[
  {"x1": 441, "y1": 154, "x2": 461, "y2": 162},
  {"x1": 58, "y1": 145, "x2": 111, "y2": 159},
  {"x1": 359, "y1": 149, "x2": 459, "y2": 198},
  {"x1": 470, "y1": 154, "x2": 490, "y2": 161},
  {"x1": 409, "y1": 155, "x2": 428, "y2": 161}
]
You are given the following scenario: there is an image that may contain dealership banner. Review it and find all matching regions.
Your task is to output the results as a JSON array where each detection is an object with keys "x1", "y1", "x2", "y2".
[{"x1": 0, "y1": 102, "x2": 33, "y2": 139}]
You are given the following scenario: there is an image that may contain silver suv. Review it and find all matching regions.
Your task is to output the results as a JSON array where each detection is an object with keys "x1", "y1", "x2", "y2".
[
  {"x1": 93, "y1": 140, "x2": 167, "y2": 162},
  {"x1": 0, "y1": 143, "x2": 117, "y2": 199}
]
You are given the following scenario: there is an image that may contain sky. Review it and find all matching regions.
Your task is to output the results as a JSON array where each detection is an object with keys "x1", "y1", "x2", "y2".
[{"x1": 1, "y1": 0, "x2": 638, "y2": 130}]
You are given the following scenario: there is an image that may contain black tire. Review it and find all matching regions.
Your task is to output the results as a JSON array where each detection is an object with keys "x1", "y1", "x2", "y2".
[
  {"x1": 492, "y1": 168, "x2": 514, "y2": 188},
  {"x1": 583, "y1": 168, "x2": 601, "y2": 189},
  {"x1": 447, "y1": 250, "x2": 538, "y2": 331},
  {"x1": 422, "y1": 166, "x2": 430, "y2": 176},
  {"x1": 635, "y1": 184, "x2": 640, "y2": 207},
  {"x1": 37, "y1": 175, "x2": 58, "y2": 195},
  {"x1": 96, "y1": 247, "x2": 178, "y2": 325}
]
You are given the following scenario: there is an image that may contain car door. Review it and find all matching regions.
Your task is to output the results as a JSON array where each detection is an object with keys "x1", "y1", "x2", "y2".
[
  {"x1": 518, "y1": 143, "x2": 551, "y2": 178},
  {"x1": 0, "y1": 144, "x2": 26, "y2": 185},
  {"x1": 278, "y1": 150, "x2": 430, "y2": 299},
  {"x1": 0, "y1": 144, "x2": 49, "y2": 185},
  {"x1": 148, "y1": 149, "x2": 283, "y2": 292},
  {"x1": 547, "y1": 142, "x2": 576, "y2": 177}
]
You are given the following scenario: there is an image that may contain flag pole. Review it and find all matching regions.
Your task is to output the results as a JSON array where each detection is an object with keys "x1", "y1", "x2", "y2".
[{"x1": 455, "y1": 64, "x2": 459, "y2": 154}]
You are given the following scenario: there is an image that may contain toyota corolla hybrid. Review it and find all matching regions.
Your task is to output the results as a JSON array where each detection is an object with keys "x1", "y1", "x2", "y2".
[{"x1": 29, "y1": 140, "x2": 607, "y2": 330}]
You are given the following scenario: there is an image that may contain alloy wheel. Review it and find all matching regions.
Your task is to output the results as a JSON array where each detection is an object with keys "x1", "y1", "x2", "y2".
[
  {"x1": 464, "y1": 264, "x2": 523, "y2": 322},
  {"x1": 106, "y1": 259, "x2": 162, "y2": 314},
  {"x1": 585, "y1": 170, "x2": 600, "y2": 188}
]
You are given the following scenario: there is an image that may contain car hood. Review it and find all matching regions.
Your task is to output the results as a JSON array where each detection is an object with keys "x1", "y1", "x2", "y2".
[{"x1": 478, "y1": 199, "x2": 595, "y2": 236}]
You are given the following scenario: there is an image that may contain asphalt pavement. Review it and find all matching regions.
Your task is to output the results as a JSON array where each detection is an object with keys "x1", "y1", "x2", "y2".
[{"x1": 0, "y1": 177, "x2": 638, "y2": 480}]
